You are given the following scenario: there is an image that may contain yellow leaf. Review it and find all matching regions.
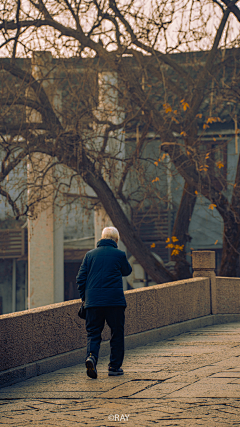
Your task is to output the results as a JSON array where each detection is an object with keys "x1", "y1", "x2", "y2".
[
  {"x1": 195, "y1": 190, "x2": 198, "y2": 195},
  {"x1": 174, "y1": 244, "x2": 184, "y2": 251},
  {"x1": 172, "y1": 236, "x2": 179, "y2": 242},
  {"x1": 180, "y1": 100, "x2": 190, "y2": 111},
  {"x1": 152, "y1": 177, "x2": 160, "y2": 183},
  {"x1": 166, "y1": 237, "x2": 170, "y2": 243},
  {"x1": 196, "y1": 113, "x2": 202, "y2": 118},
  {"x1": 187, "y1": 151, "x2": 190, "y2": 156},
  {"x1": 162, "y1": 153, "x2": 166, "y2": 160},
  {"x1": 203, "y1": 124, "x2": 210, "y2": 130},
  {"x1": 150, "y1": 243, "x2": 155, "y2": 248},
  {"x1": 205, "y1": 152, "x2": 210, "y2": 159},
  {"x1": 214, "y1": 240, "x2": 218, "y2": 245},
  {"x1": 163, "y1": 103, "x2": 172, "y2": 113},
  {"x1": 213, "y1": 137, "x2": 216, "y2": 142},
  {"x1": 216, "y1": 161, "x2": 224, "y2": 169},
  {"x1": 171, "y1": 249, "x2": 180, "y2": 256},
  {"x1": 166, "y1": 243, "x2": 174, "y2": 248},
  {"x1": 208, "y1": 204, "x2": 217, "y2": 210},
  {"x1": 199, "y1": 165, "x2": 209, "y2": 171},
  {"x1": 154, "y1": 161, "x2": 158, "y2": 166},
  {"x1": 180, "y1": 131, "x2": 187, "y2": 137},
  {"x1": 206, "y1": 117, "x2": 220, "y2": 124}
]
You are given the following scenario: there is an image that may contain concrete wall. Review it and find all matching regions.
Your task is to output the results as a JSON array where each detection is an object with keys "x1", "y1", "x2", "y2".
[
  {"x1": 215, "y1": 277, "x2": 240, "y2": 314},
  {"x1": 2, "y1": 270, "x2": 240, "y2": 387},
  {"x1": 0, "y1": 277, "x2": 210, "y2": 374},
  {"x1": 2, "y1": 249, "x2": 240, "y2": 388}
]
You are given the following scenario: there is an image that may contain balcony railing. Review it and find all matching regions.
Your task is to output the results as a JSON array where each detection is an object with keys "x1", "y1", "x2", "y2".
[{"x1": 0, "y1": 229, "x2": 26, "y2": 259}]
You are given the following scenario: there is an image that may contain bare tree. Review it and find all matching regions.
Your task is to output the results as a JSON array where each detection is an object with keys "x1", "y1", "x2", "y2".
[{"x1": 0, "y1": 0, "x2": 239, "y2": 280}]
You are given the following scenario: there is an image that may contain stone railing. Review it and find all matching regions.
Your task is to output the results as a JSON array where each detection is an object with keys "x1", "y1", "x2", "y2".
[{"x1": 1, "y1": 251, "x2": 240, "y2": 387}]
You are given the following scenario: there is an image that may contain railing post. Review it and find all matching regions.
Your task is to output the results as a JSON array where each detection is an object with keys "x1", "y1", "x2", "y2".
[{"x1": 192, "y1": 251, "x2": 217, "y2": 315}]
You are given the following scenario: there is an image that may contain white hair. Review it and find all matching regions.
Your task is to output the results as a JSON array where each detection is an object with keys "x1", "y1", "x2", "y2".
[{"x1": 101, "y1": 227, "x2": 119, "y2": 242}]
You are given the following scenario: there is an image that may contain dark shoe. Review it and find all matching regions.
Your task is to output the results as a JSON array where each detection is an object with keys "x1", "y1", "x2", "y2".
[
  {"x1": 108, "y1": 367, "x2": 124, "y2": 376},
  {"x1": 86, "y1": 354, "x2": 97, "y2": 379}
]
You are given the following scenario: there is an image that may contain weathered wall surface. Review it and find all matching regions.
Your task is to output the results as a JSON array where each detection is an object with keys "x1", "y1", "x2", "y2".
[
  {"x1": 2, "y1": 259, "x2": 240, "y2": 389},
  {"x1": 215, "y1": 277, "x2": 240, "y2": 314},
  {"x1": 124, "y1": 278, "x2": 210, "y2": 335},
  {"x1": 0, "y1": 277, "x2": 210, "y2": 373}
]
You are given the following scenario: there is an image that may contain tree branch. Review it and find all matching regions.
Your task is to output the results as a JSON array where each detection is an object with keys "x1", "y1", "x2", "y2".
[
  {"x1": 62, "y1": 0, "x2": 81, "y2": 31},
  {"x1": 0, "y1": 123, "x2": 49, "y2": 133},
  {"x1": 185, "y1": 8, "x2": 230, "y2": 128},
  {"x1": 117, "y1": 118, "x2": 151, "y2": 200},
  {"x1": 1, "y1": 95, "x2": 44, "y2": 113},
  {"x1": 109, "y1": 0, "x2": 194, "y2": 83},
  {"x1": 0, "y1": 60, "x2": 63, "y2": 132},
  {"x1": 0, "y1": 186, "x2": 20, "y2": 218},
  {"x1": 216, "y1": 0, "x2": 240, "y2": 21},
  {"x1": 161, "y1": 141, "x2": 231, "y2": 221},
  {"x1": 11, "y1": 0, "x2": 21, "y2": 61},
  {"x1": 29, "y1": 0, "x2": 53, "y2": 21},
  {"x1": 0, "y1": 148, "x2": 28, "y2": 182}
]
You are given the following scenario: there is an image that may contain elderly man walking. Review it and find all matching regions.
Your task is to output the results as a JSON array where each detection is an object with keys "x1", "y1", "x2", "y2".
[{"x1": 76, "y1": 227, "x2": 132, "y2": 379}]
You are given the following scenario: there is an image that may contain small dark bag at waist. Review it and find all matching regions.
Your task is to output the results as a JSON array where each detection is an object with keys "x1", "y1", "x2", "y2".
[{"x1": 78, "y1": 301, "x2": 86, "y2": 320}]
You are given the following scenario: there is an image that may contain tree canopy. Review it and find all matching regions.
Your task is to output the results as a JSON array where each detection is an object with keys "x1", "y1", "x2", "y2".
[{"x1": 1, "y1": 0, "x2": 240, "y2": 281}]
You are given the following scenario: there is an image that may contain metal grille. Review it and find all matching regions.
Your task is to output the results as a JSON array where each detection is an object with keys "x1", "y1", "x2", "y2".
[
  {"x1": 0, "y1": 229, "x2": 26, "y2": 258},
  {"x1": 132, "y1": 209, "x2": 175, "y2": 264},
  {"x1": 132, "y1": 209, "x2": 174, "y2": 242}
]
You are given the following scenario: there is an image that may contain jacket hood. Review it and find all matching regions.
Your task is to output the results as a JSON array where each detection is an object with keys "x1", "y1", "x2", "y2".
[{"x1": 97, "y1": 239, "x2": 118, "y2": 248}]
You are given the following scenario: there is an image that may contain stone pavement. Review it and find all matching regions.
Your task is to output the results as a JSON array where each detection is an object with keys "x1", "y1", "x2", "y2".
[{"x1": 1, "y1": 322, "x2": 240, "y2": 426}]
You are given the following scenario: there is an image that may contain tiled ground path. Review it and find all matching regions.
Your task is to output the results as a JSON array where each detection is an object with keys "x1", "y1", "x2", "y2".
[{"x1": 1, "y1": 322, "x2": 240, "y2": 426}]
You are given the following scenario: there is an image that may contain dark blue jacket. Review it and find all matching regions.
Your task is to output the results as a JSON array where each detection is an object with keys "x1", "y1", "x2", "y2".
[{"x1": 76, "y1": 239, "x2": 132, "y2": 308}]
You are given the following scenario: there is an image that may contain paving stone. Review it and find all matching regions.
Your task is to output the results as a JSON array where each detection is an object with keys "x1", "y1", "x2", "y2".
[
  {"x1": 1, "y1": 322, "x2": 240, "y2": 425},
  {"x1": 130, "y1": 381, "x2": 192, "y2": 398},
  {"x1": 210, "y1": 371, "x2": 240, "y2": 378},
  {"x1": 99, "y1": 380, "x2": 158, "y2": 398},
  {"x1": 169, "y1": 377, "x2": 240, "y2": 398}
]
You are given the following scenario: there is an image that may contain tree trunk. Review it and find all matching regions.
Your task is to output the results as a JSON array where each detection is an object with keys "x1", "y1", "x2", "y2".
[
  {"x1": 83, "y1": 169, "x2": 174, "y2": 284},
  {"x1": 220, "y1": 153, "x2": 240, "y2": 276},
  {"x1": 171, "y1": 182, "x2": 197, "y2": 279},
  {"x1": 219, "y1": 214, "x2": 240, "y2": 276}
]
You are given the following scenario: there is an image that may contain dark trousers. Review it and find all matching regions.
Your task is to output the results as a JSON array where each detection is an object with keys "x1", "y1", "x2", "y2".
[{"x1": 85, "y1": 306, "x2": 125, "y2": 369}]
